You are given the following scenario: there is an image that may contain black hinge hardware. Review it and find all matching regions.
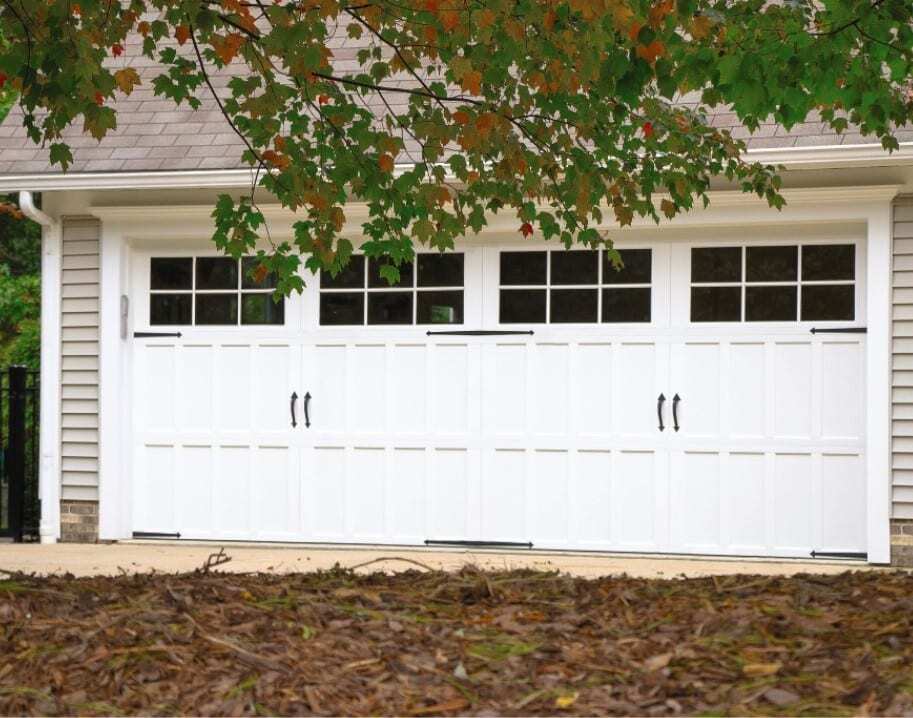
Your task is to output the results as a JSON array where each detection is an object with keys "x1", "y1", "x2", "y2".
[
  {"x1": 134, "y1": 331, "x2": 183, "y2": 338},
  {"x1": 132, "y1": 531, "x2": 182, "y2": 539},
  {"x1": 810, "y1": 550, "x2": 867, "y2": 559},
  {"x1": 426, "y1": 330, "x2": 535, "y2": 336},
  {"x1": 809, "y1": 327, "x2": 867, "y2": 335},
  {"x1": 425, "y1": 539, "x2": 533, "y2": 549}
]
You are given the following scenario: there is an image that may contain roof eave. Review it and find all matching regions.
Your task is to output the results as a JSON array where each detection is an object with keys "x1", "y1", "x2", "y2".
[{"x1": 0, "y1": 142, "x2": 911, "y2": 193}]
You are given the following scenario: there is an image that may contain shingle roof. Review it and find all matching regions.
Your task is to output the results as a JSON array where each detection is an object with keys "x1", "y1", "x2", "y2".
[{"x1": 0, "y1": 31, "x2": 901, "y2": 177}]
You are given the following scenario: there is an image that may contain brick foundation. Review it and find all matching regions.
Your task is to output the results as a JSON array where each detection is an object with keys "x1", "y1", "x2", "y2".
[
  {"x1": 60, "y1": 500, "x2": 99, "y2": 543},
  {"x1": 891, "y1": 519, "x2": 913, "y2": 567}
]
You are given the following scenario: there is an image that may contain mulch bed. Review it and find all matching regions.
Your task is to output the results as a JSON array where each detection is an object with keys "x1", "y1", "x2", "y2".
[{"x1": 1, "y1": 556, "x2": 912, "y2": 716}]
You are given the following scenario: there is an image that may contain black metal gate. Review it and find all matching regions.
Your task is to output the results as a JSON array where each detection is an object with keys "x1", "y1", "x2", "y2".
[{"x1": 0, "y1": 366, "x2": 40, "y2": 541}]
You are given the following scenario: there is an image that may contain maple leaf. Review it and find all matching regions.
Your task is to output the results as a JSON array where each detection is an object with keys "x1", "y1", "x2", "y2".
[
  {"x1": 137, "y1": 21, "x2": 150, "y2": 36},
  {"x1": 318, "y1": 94, "x2": 331, "y2": 105},
  {"x1": 519, "y1": 222, "x2": 534, "y2": 237},
  {"x1": 642, "y1": 121, "x2": 654, "y2": 138},
  {"x1": 113, "y1": 68, "x2": 141, "y2": 95},
  {"x1": 0, "y1": 73, "x2": 6, "y2": 89},
  {"x1": 262, "y1": 149, "x2": 290, "y2": 169},
  {"x1": 212, "y1": 33, "x2": 245, "y2": 64},
  {"x1": 660, "y1": 198, "x2": 676, "y2": 219},
  {"x1": 440, "y1": 10, "x2": 460, "y2": 31},
  {"x1": 93, "y1": 91, "x2": 105, "y2": 106},
  {"x1": 111, "y1": 43, "x2": 124, "y2": 57},
  {"x1": 378, "y1": 153, "x2": 395, "y2": 173},
  {"x1": 460, "y1": 70, "x2": 482, "y2": 95},
  {"x1": 451, "y1": 110, "x2": 470, "y2": 125},
  {"x1": 175, "y1": 25, "x2": 190, "y2": 45}
]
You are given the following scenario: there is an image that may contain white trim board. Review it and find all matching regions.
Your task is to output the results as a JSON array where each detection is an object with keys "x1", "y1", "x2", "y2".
[{"x1": 1, "y1": 145, "x2": 913, "y2": 193}]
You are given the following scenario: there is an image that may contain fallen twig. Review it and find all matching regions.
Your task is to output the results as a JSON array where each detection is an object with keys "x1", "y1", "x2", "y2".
[{"x1": 347, "y1": 556, "x2": 439, "y2": 573}]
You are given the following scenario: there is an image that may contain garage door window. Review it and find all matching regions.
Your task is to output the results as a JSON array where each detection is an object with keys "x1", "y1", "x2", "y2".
[
  {"x1": 320, "y1": 254, "x2": 464, "y2": 325},
  {"x1": 690, "y1": 244, "x2": 855, "y2": 322},
  {"x1": 499, "y1": 249, "x2": 651, "y2": 324},
  {"x1": 150, "y1": 256, "x2": 284, "y2": 326}
]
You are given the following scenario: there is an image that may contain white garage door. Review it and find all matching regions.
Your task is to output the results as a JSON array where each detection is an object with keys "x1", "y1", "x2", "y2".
[{"x1": 131, "y1": 235, "x2": 867, "y2": 558}]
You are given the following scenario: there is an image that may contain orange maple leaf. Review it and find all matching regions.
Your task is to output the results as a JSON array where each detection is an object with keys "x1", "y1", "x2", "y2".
[
  {"x1": 460, "y1": 70, "x2": 482, "y2": 95},
  {"x1": 378, "y1": 153, "x2": 395, "y2": 173},
  {"x1": 175, "y1": 25, "x2": 190, "y2": 45}
]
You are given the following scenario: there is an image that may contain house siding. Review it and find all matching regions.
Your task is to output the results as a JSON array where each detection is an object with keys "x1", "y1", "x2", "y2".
[{"x1": 60, "y1": 218, "x2": 100, "y2": 508}]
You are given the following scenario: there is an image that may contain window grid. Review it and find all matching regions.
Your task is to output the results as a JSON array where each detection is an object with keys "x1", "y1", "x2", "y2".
[
  {"x1": 689, "y1": 244, "x2": 856, "y2": 323},
  {"x1": 149, "y1": 257, "x2": 281, "y2": 327},
  {"x1": 318, "y1": 255, "x2": 465, "y2": 326},
  {"x1": 498, "y1": 249, "x2": 652, "y2": 325}
]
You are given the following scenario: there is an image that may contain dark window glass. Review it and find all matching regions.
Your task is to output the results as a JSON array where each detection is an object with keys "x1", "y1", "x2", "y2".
[
  {"x1": 150, "y1": 294, "x2": 191, "y2": 325},
  {"x1": 746, "y1": 286, "x2": 797, "y2": 321},
  {"x1": 500, "y1": 289, "x2": 546, "y2": 323},
  {"x1": 241, "y1": 257, "x2": 278, "y2": 289},
  {"x1": 550, "y1": 251, "x2": 598, "y2": 285},
  {"x1": 550, "y1": 289, "x2": 598, "y2": 323},
  {"x1": 321, "y1": 255, "x2": 365, "y2": 289},
  {"x1": 802, "y1": 245, "x2": 855, "y2": 281},
  {"x1": 241, "y1": 294, "x2": 285, "y2": 325},
  {"x1": 368, "y1": 292, "x2": 413, "y2": 325},
  {"x1": 746, "y1": 246, "x2": 798, "y2": 283},
  {"x1": 368, "y1": 257, "x2": 413, "y2": 288},
  {"x1": 196, "y1": 257, "x2": 238, "y2": 290},
  {"x1": 320, "y1": 292, "x2": 364, "y2": 325},
  {"x1": 604, "y1": 249, "x2": 652, "y2": 285},
  {"x1": 500, "y1": 251, "x2": 547, "y2": 285},
  {"x1": 691, "y1": 247, "x2": 742, "y2": 283},
  {"x1": 151, "y1": 257, "x2": 193, "y2": 290},
  {"x1": 195, "y1": 294, "x2": 238, "y2": 325},
  {"x1": 602, "y1": 288, "x2": 651, "y2": 323},
  {"x1": 801, "y1": 285, "x2": 855, "y2": 321},
  {"x1": 418, "y1": 253, "x2": 464, "y2": 287},
  {"x1": 417, "y1": 290, "x2": 463, "y2": 324},
  {"x1": 691, "y1": 286, "x2": 741, "y2": 322}
]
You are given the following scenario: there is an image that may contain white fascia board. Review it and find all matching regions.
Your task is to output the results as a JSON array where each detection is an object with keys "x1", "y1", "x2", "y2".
[{"x1": 2, "y1": 142, "x2": 913, "y2": 193}]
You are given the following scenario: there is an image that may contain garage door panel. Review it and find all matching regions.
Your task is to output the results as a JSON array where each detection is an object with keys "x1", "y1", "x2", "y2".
[
  {"x1": 670, "y1": 451, "x2": 722, "y2": 550},
  {"x1": 215, "y1": 446, "x2": 252, "y2": 538},
  {"x1": 819, "y1": 453, "x2": 866, "y2": 551},
  {"x1": 176, "y1": 445, "x2": 214, "y2": 537},
  {"x1": 727, "y1": 343, "x2": 766, "y2": 439},
  {"x1": 348, "y1": 448, "x2": 386, "y2": 540},
  {"x1": 252, "y1": 446, "x2": 299, "y2": 541},
  {"x1": 133, "y1": 444, "x2": 176, "y2": 533},
  {"x1": 573, "y1": 344, "x2": 613, "y2": 436},
  {"x1": 139, "y1": 345, "x2": 177, "y2": 431},
  {"x1": 216, "y1": 346, "x2": 252, "y2": 432},
  {"x1": 306, "y1": 447, "x2": 346, "y2": 540},
  {"x1": 481, "y1": 449, "x2": 526, "y2": 541},
  {"x1": 531, "y1": 345, "x2": 569, "y2": 436},
  {"x1": 721, "y1": 452, "x2": 767, "y2": 552},
  {"x1": 430, "y1": 343, "x2": 473, "y2": 435},
  {"x1": 253, "y1": 344, "x2": 295, "y2": 433},
  {"x1": 428, "y1": 449, "x2": 472, "y2": 541},
  {"x1": 350, "y1": 345, "x2": 386, "y2": 434},
  {"x1": 773, "y1": 343, "x2": 813, "y2": 439},
  {"x1": 570, "y1": 451, "x2": 612, "y2": 547},
  {"x1": 612, "y1": 450, "x2": 661, "y2": 548},
  {"x1": 615, "y1": 343, "x2": 660, "y2": 437},
  {"x1": 177, "y1": 345, "x2": 214, "y2": 432},
  {"x1": 530, "y1": 450, "x2": 570, "y2": 545},
  {"x1": 311, "y1": 345, "x2": 346, "y2": 432},
  {"x1": 770, "y1": 453, "x2": 813, "y2": 551},
  {"x1": 484, "y1": 343, "x2": 527, "y2": 435},
  {"x1": 819, "y1": 341, "x2": 865, "y2": 441},
  {"x1": 390, "y1": 345, "x2": 427, "y2": 434},
  {"x1": 388, "y1": 449, "x2": 426, "y2": 542},
  {"x1": 671, "y1": 344, "x2": 721, "y2": 438}
]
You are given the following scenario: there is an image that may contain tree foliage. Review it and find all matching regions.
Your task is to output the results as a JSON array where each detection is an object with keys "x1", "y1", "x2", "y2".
[
  {"x1": 0, "y1": 195, "x2": 41, "y2": 369},
  {"x1": 1, "y1": 0, "x2": 912, "y2": 285}
]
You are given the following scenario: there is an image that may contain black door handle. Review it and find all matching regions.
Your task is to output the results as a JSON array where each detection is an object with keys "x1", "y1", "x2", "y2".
[
  {"x1": 672, "y1": 393, "x2": 681, "y2": 432},
  {"x1": 303, "y1": 391, "x2": 311, "y2": 428},
  {"x1": 657, "y1": 393, "x2": 665, "y2": 432},
  {"x1": 290, "y1": 392, "x2": 298, "y2": 428}
]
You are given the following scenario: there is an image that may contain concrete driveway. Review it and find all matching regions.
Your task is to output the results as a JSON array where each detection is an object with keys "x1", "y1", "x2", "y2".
[{"x1": 0, "y1": 541, "x2": 877, "y2": 578}]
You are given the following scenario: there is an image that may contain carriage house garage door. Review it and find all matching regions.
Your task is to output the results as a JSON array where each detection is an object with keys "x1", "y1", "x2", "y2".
[{"x1": 130, "y1": 230, "x2": 868, "y2": 558}]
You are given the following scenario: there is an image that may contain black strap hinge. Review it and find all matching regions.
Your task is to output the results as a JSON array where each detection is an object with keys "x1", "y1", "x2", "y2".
[
  {"x1": 426, "y1": 330, "x2": 534, "y2": 337},
  {"x1": 132, "y1": 531, "x2": 182, "y2": 539},
  {"x1": 425, "y1": 539, "x2": 533, "y2": 549},
  {"x1": 134, "y1": 331, "x2": 182, "y2": 339},
  {"x1": 809, "y1": 327, "x2": 866, "y2": 335}
]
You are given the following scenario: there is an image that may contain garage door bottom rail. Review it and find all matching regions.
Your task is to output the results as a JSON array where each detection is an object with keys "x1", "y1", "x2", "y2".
[{"x1": 809, "y1": 550, "x2": 867, "y2": 560}]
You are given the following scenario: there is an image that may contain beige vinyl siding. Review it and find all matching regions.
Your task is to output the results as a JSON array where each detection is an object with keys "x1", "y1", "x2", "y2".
[
  {"x1": 60, "y1": 218, "x2": 100, "y2": 503},
  {"x1": 893, "y1": 199, "x2": 913, "y2": 519}
]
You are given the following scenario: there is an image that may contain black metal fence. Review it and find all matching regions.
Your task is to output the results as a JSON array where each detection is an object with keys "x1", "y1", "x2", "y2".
[{"x1": 0, "y1": 366, "x2": 40, "y2": 541}]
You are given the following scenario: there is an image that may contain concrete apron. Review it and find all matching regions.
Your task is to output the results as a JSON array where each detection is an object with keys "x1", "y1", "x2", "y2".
[{"x1": 0, "y1": 541, "x2": 884, "y2": 578}]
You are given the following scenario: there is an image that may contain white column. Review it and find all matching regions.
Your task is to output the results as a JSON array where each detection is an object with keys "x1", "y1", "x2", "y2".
[
  {"x1": 38, "y1": 221, "x2": 62, "y2": 543},
  {"x1": 866, "y1": 199, "x2": 894, "y2": 564}
]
